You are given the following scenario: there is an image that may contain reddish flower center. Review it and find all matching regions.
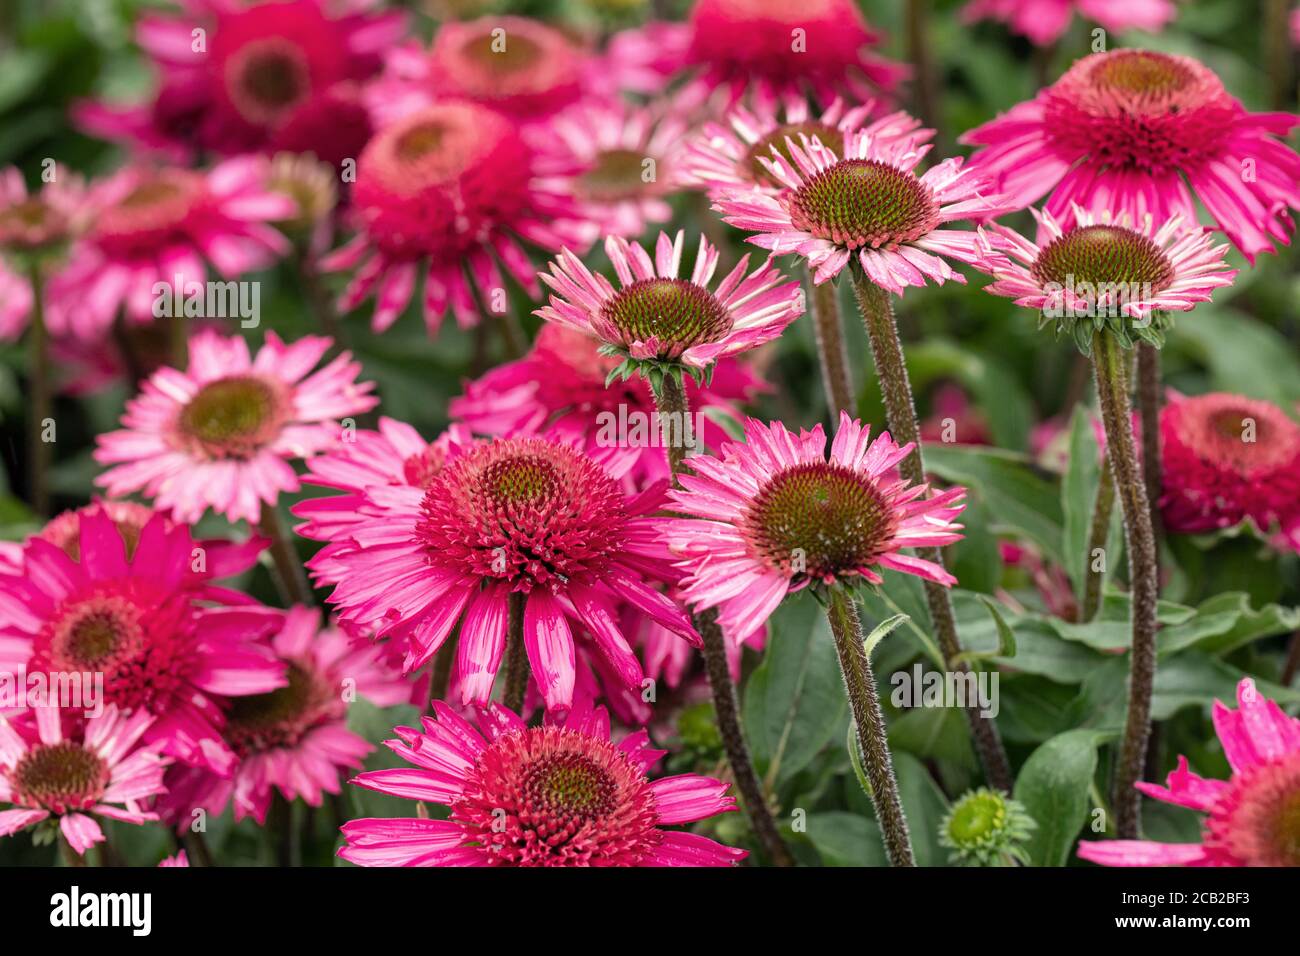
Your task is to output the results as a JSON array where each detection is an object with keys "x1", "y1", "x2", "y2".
[
  {"x1": 417, "y1": 438, "x2": 627, "y2": 590},
  {"x1": 93, "y1": 172, "x2": 204, "y2": 258},
  {"x1": 223, "y1": 663, "x2": 335, "y2": 757},
  {"x1": 1176, "y1": 398, "x2": 1300, "y2": 477},
  {"x1": 47, "y1": 595, "x2": 144, "y2": 670},
  {"x1": 745, "y1": 122, "x2": 844, "y2": 187},
  {"x1": 458, "y1": 31, "x2": 545, "y2": 76},
  {"x1": 177, "y1": 375, "x2": 287, "y2": 459},
  {"x1": 11, "y1": 742, "x2": 110, "y2": 813},
  {"x1": 225, "y1": 38, "x2": 312, "y2": 126},
  {"x1": 0, "y1": 198, "x2": 66, "y2": 250},
  {"x1": 1208, "y1": 752, "x2": 1300, "y2": 866},
  {"x1": 743, "y1": 461, "x2": 897, "y2": 580},
  {"x1": 579, "y1": 149, "x2": 655, "y2": 203},
  {"x1": 452, "y1": 726, "x2": 659, "y2": 866},
  {"x1": 600, "y1": 278, "x2": 733, "y2": 354},
  {"x1": 788, "y1": 159, "x2": 939, "y2": 249},
  {"x1": 1030, "y1": 225, "x2": 1175, "y2": 290}
]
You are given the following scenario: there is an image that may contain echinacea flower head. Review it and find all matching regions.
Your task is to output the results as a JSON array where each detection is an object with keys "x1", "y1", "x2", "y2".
[
  {"x1": 321, "y1": 101, "x2": 592, "y2": 336},
  {"x1": 94, "y1": 329, "x2": 377, "y2": 525},
  {"x1": 159, "y1": 606, "x2": 409, "y2": 825},
  {"x1": 962, "y1": 0, "x2": 1175, "y2": 46},
  {"x1": 45, "y1": 159, "x2": 295, "y2": 339},
  {"x1": 0, "y1": 705, "x2": 170, "y2": 856},
  {"x1": 307, "y1": 432, "x2": 698, "y2": 712},
  {"x1": 976, "y1": 206, "x2": 1237, "y2": 351},
  {"x1": 680, "y1": 97, "x2": 928, "y2": 199},
  {"x1": 339, "y1": 700, "x2": 746, "y2": 866},
  {"x1": 939, "y1": 788, "x2": 1036, "y2": 866},
  {"x1": 265, "y1": 151, "x2": 338, "y2": 256},
  {"x1": 450, "y1": 323, "x2": 765, "y2": 485},
  {"x1": 716, "y1": 132, "x2": 1010, "y2": 288},
  {"x1": 75, "y1": 0, "x2": 405, "y2": 165},
  {"x1": 1078, "y1": 678, "x2": 1300, "y2": 866},
  {"x1": 0, "y1": 165, "x2": 84, "y2": 261},
  {"x1": 536, "y1": 231, "x2": 802, "y2": 380},
  {"x1": 0, "y1": 509, "x2": 285, "y2": 774},
  {"x1": 961, "y1": 49, "x2": 1300, "y2": 262},
  {"x1": 661, "y1": 413, "x2": 966, "y2": 646},
  {"x1": 1158, "y1": 392, "x2": 1300, "y2": 548}
]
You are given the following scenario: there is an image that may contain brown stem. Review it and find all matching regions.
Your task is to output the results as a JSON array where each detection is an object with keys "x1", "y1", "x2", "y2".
[
  {"x1": 183, "y1": 830, "x2": 215, "y2": 867},
  {"x1": 26, "y1": 262, "x2": 50, "y2": 518},
  {"x1": 169, "y1": 300, "x2": 188, "y2": 370},
  {"x1": 503, "y1": 591, "x2": 529, "y2": 713},
  {"x1": 1282, "y1": 631, "x2": 1300, "y2": 686},
  {"x1": 826, "y1": 587, "x2": 914, "y2": 866},
  {"x1": 258, "y1": 505, "x2": 313, "y2": 607},
  {"x1": 1265, "y1": 0, "x2": 1292, "y2": 110},
  {"x1": 809, "y1": 274, "x2": 854, "y2": 417},
  {"x1": 1136, "y1": 342, "x2": 1164, "y2": 554},
  {"x1": 1092, "y1": 331, "x2": 1159, "y2": 839},
  {"x1": 653, "y1": 374, "x2": 795, "y2": 867},
  {"x1": 1081, "y1": 455, "x2": 1115, "y2": 622},
  {"x1": 852, "y1": 275, "x2": 1014, "y2": 793}
]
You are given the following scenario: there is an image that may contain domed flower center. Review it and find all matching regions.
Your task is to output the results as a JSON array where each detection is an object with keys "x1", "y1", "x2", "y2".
[
  {"x1": 48, "y1": 596, "x2": 143, "y2": 672},
  {"x1": 1031, "y1": 225, "x2": 1175, "y2": 291},
  {"x1": 458, "y1": 31, "x2": 545, "y2": 76},
  {"x1": 745, "y1": 122, "x2": 845, "y2": 187},
  {"x1": 1214, "y1": 753, "x2": 1300, "y2": 866},
  {"x1": 94, "y1": 173, "x2": 202, "y2": 254},
  {"x1": 12, "y1": 742, "x2": 109, "y2": 812},
  {"x1": 744, "y1": 461, "x2": 897, "y2": 580},
  {"x1": 1090, "y1": 50, "x2": 1194, "y2": 97},
  {"x1": 1178, "y1": 398, "x2": 1299, "y2": 476},
  {"x1": 946, "y1": 790, "x2": 1005, "y2": 845},
  {"x1": 418, "y1": 438, "x2": 627, "y2": 588},
  {"x1": 452, "y1": 726, "x2": 659, "y2": 866},
  {"x1": 224, "y1": 663, "x2": 328, "y2": 755},
  {"x1": 178, "y1": 376, "x2": 286, "y2": 458},
  {"x1": 600, "y1": 278, "x2": 733, "y2": 355},
  {"x1": 226, "y1": 38, "x2": 311, "y2": 125},
  {"x1": 0, "y1": 198, "x2": 65, "y2": 250},
  {"x1": 788, "y1": 159, "x2": 938, "y2": 249},
  {"x1": 579, "y1": 149, "x2": 654, "y2": 202}
]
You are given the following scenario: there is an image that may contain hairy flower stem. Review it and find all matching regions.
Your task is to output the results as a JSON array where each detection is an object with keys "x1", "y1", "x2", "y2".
[
  {"x1": 1136, "y1": 342, "x2": 1164, "y2": 554},
  {"x1": 653, "y1": 373, "x2": 795, "y2": 867},
  {"x1": 258, "y1": 505, "x2": 313, "y2": 607},
  {"x1": 1091, "y1": 331, "x2": 1159, "y2": 839},
  {"x1": 852, "y1": 275, "x2": 1014, "y2": 792},
  {"x1": 809, "y1": 273, "x2": 854, "y2": 417},
  {"x1": 826, "y1": 587, "x2": 914, "y2": 866},
  {"x1": 26, "y1": 263, "x2": 51, "y2": 518},
  {"x1": 1082, "y1": 456, "x2": 1116, "y2": 622},
  {"x1": 503, "y1": 591, "x2": 529, "y2": 713}
]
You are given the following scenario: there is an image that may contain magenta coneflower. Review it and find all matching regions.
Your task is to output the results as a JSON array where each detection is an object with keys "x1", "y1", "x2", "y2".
[
  {"x1": 976, "y1": 206, "x2": 1237, "y2": 347},
  {"x1": 75, "y1": 0, "x2": 405, "y2": 165},
  {"x1": 451, "y1": 323, "x2": 765, "y2": 485},
  {"x1": 680, "y1": 97, "x2": 927, "y2": 198},
  {"x1": 962, "y1": 0, "x2": 1175, "y2": 45},
  {"x1": 716, "y1": 131, "x2": 1010, "y2": 288},
  {"x1": 1159, "y1": 392, "x2": 1300, "y2": 547},
  {"x1": 0, "y1": 509, "x2": 285, "y2": 774},
  {"x1": 1079, "y1": 678, "x2": 1300, "y2": 866},
  {"x1": 94, "y1": 329, "x2": 377, "y2": 525},
  {"x1": 0, "y1": 705, "x2": 170, "y2": 856},
  {"x1": 610, "y1": 0, "x2": 907, "y2": 113},
  {"x1": 305, "y1": 432, "x2": 699, "y2": 712},
  {"x1": 536, "y1": 231, "x2": 802, "y2": 374},
  {"x1": 45, "y1": 160, "x2": 294, "y2": 339},
  {"x1": 159, "y1": 606, "x2": 409, "y2": 825},
  {"x1": 0, "y1": 164, "x2": 84, "y2": 339},
  {"x1": 321, "y1": 101, "x2": 592, "y2": 336},
  {"x1": 338, "y1": 700, "x2": 745, "y2": 866},
  {"x1": 661, "y1": 413, "x2": 966, "y2": 646},
  {"x1": 961, "y1": 49, "x2": 1300, "y2": 262}
]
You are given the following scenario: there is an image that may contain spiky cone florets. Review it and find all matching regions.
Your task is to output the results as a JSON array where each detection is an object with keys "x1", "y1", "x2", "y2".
[{"x1": 939, "y1": 788, "x2": 1036, "y2": 866}]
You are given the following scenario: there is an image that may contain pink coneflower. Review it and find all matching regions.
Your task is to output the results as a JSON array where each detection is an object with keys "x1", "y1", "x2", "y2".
[
  {"x1": 94, "y1": 329, "x2": 377, "y2": 525},
  {"x1": 338, "y1": 700, "x2": 746, "y2": 866},
  {"x1": 962, "y1": 0, "x2": 1175, "y2": 46},
  {"x1": 451, "y1": 323, "x2": 765, "y2": 485},
  {"x1": 716, "y1": 131, "x2": 1009, "y2": 289},
  {"x1": 976, "y1": 206, "x2": 1237, "y2": 346},
  {"x1": 75, "y1": 0, "x2": 405, "y2": 165},
  {"x1": 961, "y1": 49, "x2": 1300, "y2": 262},
  {"x1": 159, "y1": 607, "x2": 409, "y2": 825},
  {"x1": 306, "y1": 432, "x2": 698, "y2": 712},
  {"x1": 1159, "y1": 392, "x2": 1300, "y2": 548},
  {"x1": 554, "y1": 100, "x2": 689, "y2": 238},
  {"x1": 320, "y1": 101, "x2": 592, "y2": 336},
  {"x1": 680, "y1": 97, "x2": 927, "y2": 198},
  {"x1": 0, "y1": 509, "x2": 285, "y2": 774},
  {"x1": 44, "y1": 160, "x2": 294, "y2": 339},
  {"x1": 660, "y1": 413, "x2": 966, "y2": 646},
  {"x1": 918, "y1": 384, "x2": 993, "y2": 447},
  {"x1": 159, "y1": 850, "x2": 189, "y2": 866},
  {"x1": 0, "y1": 705, "x2": 170, "y2": 856},
  {"x1": 610, "y1": 0, "x2": 907, "y2": 113},
  {"x1": 536, "y1": 231, "x2": 802, "y2": 372},
  {"x1": 0, "y1": 165, "x2": 85, "y2": 337},
  {"x1": 1079, "y1": 678, "x2": 1300, "y2": 866}
]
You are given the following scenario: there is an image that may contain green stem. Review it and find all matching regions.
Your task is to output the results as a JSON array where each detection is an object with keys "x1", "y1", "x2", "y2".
[
  {"x1": 1081, "y1": 455, "x2": 1115, "y2": 622},
  {"x1": 852, "y1": 275, "x2": 1014, "y2": 793},
  {"x1": 1091, "y1": 331, "x2": 1159, "y2": 839},
  {"x1": 503, "y1": 591, "x2": 529, "y2": 713},
  {"x1": 826, "y1": 587, "x2": 914, "y2": 866},
  {"x1": 26, "y1": 262, "x2": 50, "y2": 518},
  {"x1": 809, "y1": 274, "x2": 854, "y2": 417},
  {"x1": 259, "y1": 505, "x2": 313, "y2": 607}
]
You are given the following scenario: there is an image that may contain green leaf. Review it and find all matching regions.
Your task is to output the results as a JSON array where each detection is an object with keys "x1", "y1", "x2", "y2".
[
  {"x1": 343, "y1": 698, "x2": 422, "y2": 820},
  {"x1": 1014, "y1": 729, "x2": 1112, "y2": 867},
  {"x1": 803, "y1": 812, "x2": 888, "y2": 866},
  {"x1": 893, "y1": 751, "x2": 951, "y2": 867},
  {"x1": 862, "y1": 612, "x2": 908, "y2": 660}
]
